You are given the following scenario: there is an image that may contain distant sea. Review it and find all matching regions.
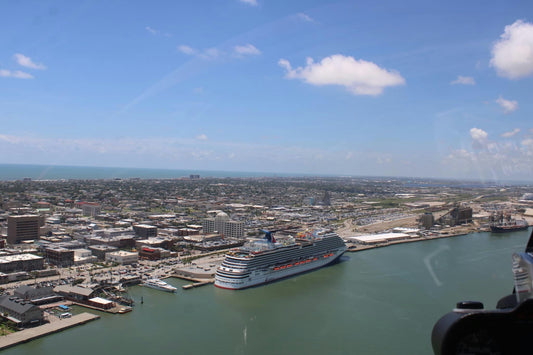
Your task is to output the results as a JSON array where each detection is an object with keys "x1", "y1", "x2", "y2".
[
  {"x1": 1, "y1": 164, "x2": 531, "y2": 185},
  {"x1": 0, "y1": 164, "x2": 302, "y2": 181}
]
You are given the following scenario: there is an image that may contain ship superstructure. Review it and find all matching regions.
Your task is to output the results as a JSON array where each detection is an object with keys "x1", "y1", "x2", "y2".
[{"x1": 215, "y1": 230, "x2": 346, "y2": 290}]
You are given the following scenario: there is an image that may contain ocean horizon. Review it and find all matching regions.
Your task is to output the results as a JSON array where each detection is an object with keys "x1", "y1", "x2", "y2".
[
  {"x1": 0, "y1": 163, "x2": 315, "y2": 181},
  {"x1": 1, "y1": 164, "x2": 531, "y2": 185}
]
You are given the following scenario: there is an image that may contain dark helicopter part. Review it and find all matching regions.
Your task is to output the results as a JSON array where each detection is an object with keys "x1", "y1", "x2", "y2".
[{"x1": 432, "y1": 228, "x2": 533, "y2": 355}]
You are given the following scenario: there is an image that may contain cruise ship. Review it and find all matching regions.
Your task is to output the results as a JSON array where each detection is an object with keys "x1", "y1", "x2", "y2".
[
  {"x1": 215, "y1": 230, "x2": 347, "y2": 290},
  {"x1": 142, "y1": 278, "x2": 177, "y2": 293}
]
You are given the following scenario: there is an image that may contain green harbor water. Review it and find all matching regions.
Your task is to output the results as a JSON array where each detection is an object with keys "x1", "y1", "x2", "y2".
[{"x1": 6, "y1": 230, "x2": 531, "y2": 355}]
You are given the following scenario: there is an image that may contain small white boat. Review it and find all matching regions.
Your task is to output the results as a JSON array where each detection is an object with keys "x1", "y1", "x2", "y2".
[{"x1": 142, "y1": 278, "x2": 177, "y2": 293}]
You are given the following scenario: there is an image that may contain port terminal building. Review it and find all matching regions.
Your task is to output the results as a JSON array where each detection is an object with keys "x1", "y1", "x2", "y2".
[{"x1": 346, "y1": 232, "x2": 414, "y2": 245}]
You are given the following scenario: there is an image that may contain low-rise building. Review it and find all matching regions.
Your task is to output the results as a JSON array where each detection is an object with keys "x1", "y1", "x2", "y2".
[
  {"x1": 88, "y1": 245, "x2": 118, "y2": 260},
  {"x1": 73, "y1": 249, "x2": 97, "y2": 265},
  {"x1": 87, "y1": 297, "x2": 114, "y2": 310},
  {"x1": 0, "y1": 254, "x2": 44, "y2": 273},
  {"x1": 177, "y1": 228, "x2": 200, "y2": 236},
  {"x1": 54, "y1": 285, "x2": 95, "y2": 302},
  {"x1": 86, "y1": 235, "x2": 135, "y2": 249},
  {"x1": 45, "y1": 247, "x2": 74, "y2": 267},
  {"x1": 135, "y1": 237, "x2": 173, "y2": 250},
  {"x1": 194, "y1": 238, "x2": 245, "y2": 251},
  {"x1": 133, "y1": 224, "x2": 157, "y2": 238},
  {"x1": 139, "y1": 247, "x2": 171, "y2": 260},
  {"x1": 105, "y1": 250, "x2": 138, "y2": 265},
  {"x1": 14, "y1": 285, "x2": 62, "y2": 305},
  {"x1": 0, "y1": 296, "x2": 44, "y2": 326},
  {"x1": 0, "y1": 271, "x2": 31, "y2": 284}
]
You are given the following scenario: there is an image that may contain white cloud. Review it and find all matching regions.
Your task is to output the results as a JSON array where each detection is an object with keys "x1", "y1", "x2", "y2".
[
  {"x1": 450, "y1": 76, "x2": 475, "y2": 85},
  {"x1": 145, "y1": 26, "x2": 158, "y2": 35},
  {"x1": 443, "y1": 127, "x2": 533, "y2": 181},
  {"x1": 178, "y1": 45, "x2": 197, "y2": 55},
  {"x1": 377, "y1": 156, "x2": 392, "y2": 164},
  {"x1": 0, "y1": 134, "x2": 24, "y2": 143},
  {"x1": 178, "y1": 45, "x2": 221, "y2": 59},
  {"x1": 470, "y1": 127, "x2": 488, "y2": 149},
  {"x1": 296, "y1": 13, "x2": 315, "y2": 23},
  {"x1": 202, "y1": 48, "x2": 220, "y2": 59},
  {"x1": 13, "y1": 53, "x2": 46, "y2": 70},
  {"x1": 0, "y1": 69, "x2": 33, "y2": 79},
  {"x1": 179, "y1": 44, "x2": 258, "y2": 60},
  {"x1": 278, "y1": 55, "x2": 405, "y2": 96},
  {"x1": 502, "y1": 128, "x2": 521, "y2": 138},
  {"x1": 522, "y1": 138, "x2": 533, "y2": 148},
  {"x1": 239, "y1": 0, "x2": 258, "y2": 6},
  {"x1": 233, "y1": 44, "x2": 261, "y2": 57},
  {"x1": 490, "y1": 20, "x2": 533, "y2": 79},
  {"x1": 447, "y1": 149, "x2": 475, "y2": 161},
  {"x1": 145, "y1": 26, "x2": 171, "y2": 37},
  {"x1": 496, "y1": 96, "x2": 518, "y2": 114},
  {"x1": 196, "y1": 134, "x2": 208, "y2": 141}
]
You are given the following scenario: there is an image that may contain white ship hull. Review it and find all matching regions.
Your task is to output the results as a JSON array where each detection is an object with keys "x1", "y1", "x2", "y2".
[
  {"x1": 215, "y1": 246, "x2": 346, "y2": 290},
  {"x1": 142, "y1": 279, "x2": 177, "y2": 293}
]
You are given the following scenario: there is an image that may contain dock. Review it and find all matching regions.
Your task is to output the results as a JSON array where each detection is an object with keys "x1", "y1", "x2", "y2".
[
  {"x1": 345, "y1": 231, "x2": 476, "y2": 253},
  {"x1": 0, "y1": 312, "x2": 100, "y2": 350},
  {"x1": 182, "y1": 280, "x2": 214, "y2": 290},
  {"x1": 69, "y1": 301, "x2": 131, "y2": 314}
]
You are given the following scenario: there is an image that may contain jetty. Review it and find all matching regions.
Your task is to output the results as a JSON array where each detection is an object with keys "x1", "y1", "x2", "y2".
[
  {"x1": 182, "y1": 280, "x2": 214, "y2": 290},
  {"x1": 0, "y1": 312, "x2": 100, "y2": 350}
]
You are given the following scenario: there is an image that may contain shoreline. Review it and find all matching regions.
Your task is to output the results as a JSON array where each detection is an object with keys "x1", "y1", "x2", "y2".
[
  {"x1": 344, "y1": 227, "x2": 511, "y2": 253},
  {"x1": 0, "y1": 312, "x2": 100, "y2": 350}
]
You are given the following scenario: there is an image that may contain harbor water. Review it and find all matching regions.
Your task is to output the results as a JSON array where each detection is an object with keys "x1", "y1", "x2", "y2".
[{"x1": 6, "y1": 230, "x2": 530, "y2": 355}]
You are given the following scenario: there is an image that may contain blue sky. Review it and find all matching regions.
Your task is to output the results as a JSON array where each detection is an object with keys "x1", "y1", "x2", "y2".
[{"x1": 1, "y1": 0, "x2": 533, "y2": 181}]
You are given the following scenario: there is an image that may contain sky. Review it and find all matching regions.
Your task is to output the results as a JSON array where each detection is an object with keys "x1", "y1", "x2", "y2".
[{"x1": 1, "y1": 0, "x2": 533, "y2": 181}]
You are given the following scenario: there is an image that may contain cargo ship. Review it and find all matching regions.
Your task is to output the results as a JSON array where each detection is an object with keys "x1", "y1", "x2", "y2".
[
  {"x1": 214, "y1": 230, "x2": 346, "y2": 290},
  {"x1": 490, "y1": 219, "x2": 529, "y2": 233},
  {"x1": 490, "y1": 212, "x2": 529, "y2": 233}
]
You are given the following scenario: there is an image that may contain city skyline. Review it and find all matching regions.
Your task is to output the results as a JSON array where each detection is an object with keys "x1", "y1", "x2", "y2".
[{"x1": 1, "y1": 1, "x2": 533, "y2": 181}]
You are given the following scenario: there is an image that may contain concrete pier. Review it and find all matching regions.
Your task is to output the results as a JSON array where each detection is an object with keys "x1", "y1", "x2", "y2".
[
  {"x1": 182, "y1": 280, "x2": 214, "y2": 290},
  {"x1": 0, "y1": 312, "x2": 100, "y2": 350}
]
